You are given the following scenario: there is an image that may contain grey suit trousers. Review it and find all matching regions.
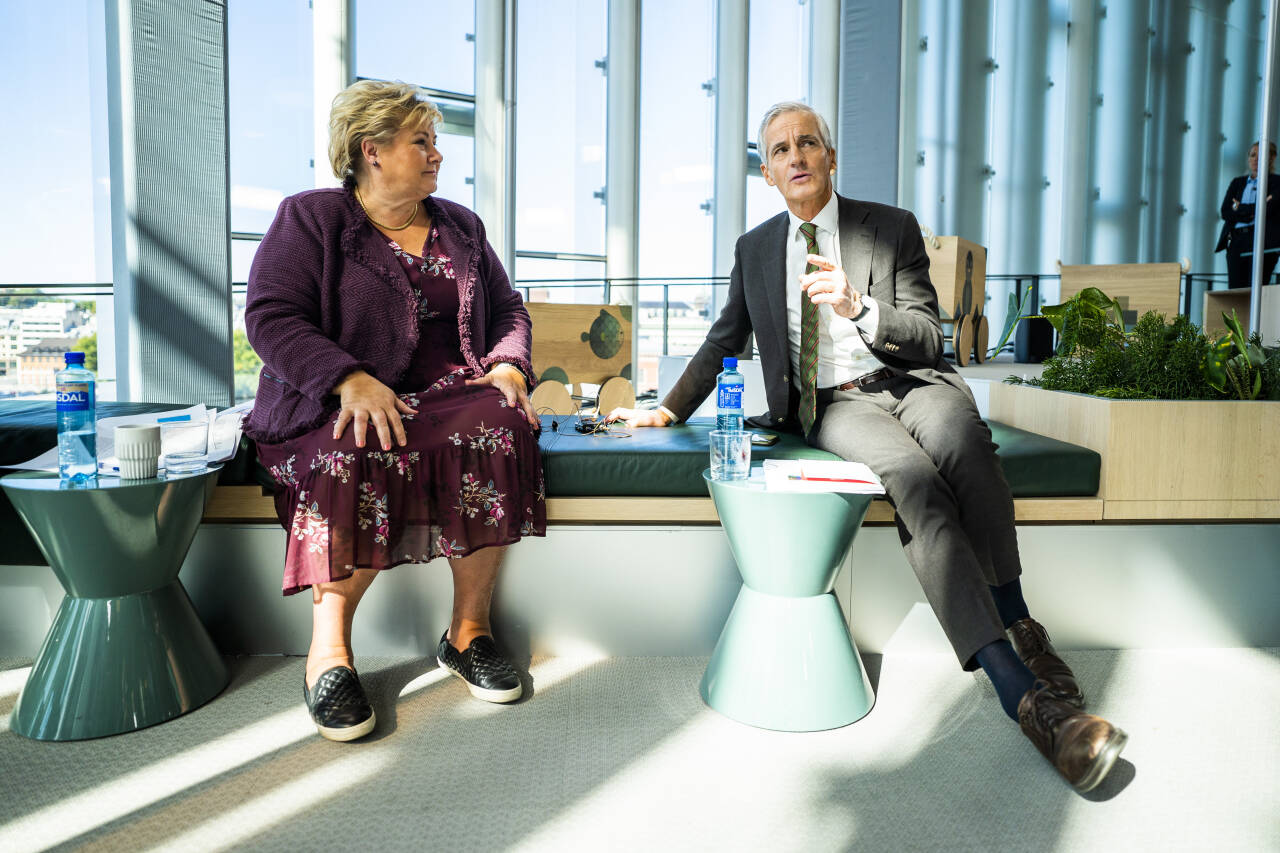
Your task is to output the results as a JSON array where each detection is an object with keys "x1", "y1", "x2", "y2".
[{"x1": 812, "y1": 375, "x2": 1021, "y2": 668}]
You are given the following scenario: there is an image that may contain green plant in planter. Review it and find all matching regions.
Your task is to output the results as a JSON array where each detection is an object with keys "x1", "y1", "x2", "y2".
[
  {"x1": 1007, "y1": 286, "x2": 1228, "y2": 400},
  {"x1": 1202, "y1": 310, "x2": 1280, "y2": 401},
  {"x1": 1040, "y1": 286, "x2": 1126, "y2": 356}
]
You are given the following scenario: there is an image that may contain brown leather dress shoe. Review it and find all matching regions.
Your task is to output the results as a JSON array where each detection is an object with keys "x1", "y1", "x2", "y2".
[
  {"x1": 1008, "y1": 618, "x2": 1085, "y2": 708},
  {"x1": 1018, "y1": 681, "x2": 1127, "y2": 792}
]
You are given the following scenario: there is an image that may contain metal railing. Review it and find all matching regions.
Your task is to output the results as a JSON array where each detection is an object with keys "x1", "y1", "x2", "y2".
[{"x1": 515, "y1": 276, "x2": 730, "y2": 356}]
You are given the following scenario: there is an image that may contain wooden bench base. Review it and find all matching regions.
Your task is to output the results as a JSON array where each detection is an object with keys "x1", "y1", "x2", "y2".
[{"x1": 203, "y1": 485, "x2": 1110, "y2": 526}]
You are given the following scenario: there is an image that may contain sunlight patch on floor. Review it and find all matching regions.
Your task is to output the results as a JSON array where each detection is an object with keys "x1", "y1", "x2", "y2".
[
  {"x1": 0, "y1": 703, "x2": 316, "y2": 851},
  {"x1": 144, "y1": 750, "x2": 392, "y2": 853},
  {"x1": 0, "y1": 666, "x2": 32, "y2": 703}
]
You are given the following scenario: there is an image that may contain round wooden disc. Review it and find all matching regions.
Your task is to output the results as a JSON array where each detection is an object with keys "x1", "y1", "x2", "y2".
[
  {"x1": 973, "y1": 314, "x2": 989, "y2": 363},
  {"x1": 953, "y1": 315, "x2": 973, "y2": 367},
  {"x1": 530, "y1": 380, "x2": 575, "y2": 416},
  {"x1": 596, "y1": 375, "x2": 636, "y2": 415}
]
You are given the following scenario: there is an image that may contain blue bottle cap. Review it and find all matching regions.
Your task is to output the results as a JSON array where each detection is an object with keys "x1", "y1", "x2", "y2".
[
  {"x1": 64, "y1": 352, "x2": 86, "y2": 365},
  {"x1": 722, "y1": 356, "x2": 738, "y2": 370}
]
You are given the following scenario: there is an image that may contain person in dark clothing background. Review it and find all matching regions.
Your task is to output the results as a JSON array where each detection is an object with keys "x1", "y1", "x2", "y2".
[{"x1": 1216, "y1": 140, "x2": 1280, "y2": 289}]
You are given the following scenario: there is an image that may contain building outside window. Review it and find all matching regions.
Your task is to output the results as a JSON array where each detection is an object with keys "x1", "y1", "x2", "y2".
[{"x1": 0, "y1": 3, "x2": 112, "y2": 399}]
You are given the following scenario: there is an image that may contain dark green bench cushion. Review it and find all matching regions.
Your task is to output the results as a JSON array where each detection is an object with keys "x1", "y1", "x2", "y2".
[
  {"x1": 537, "y1": 416, "x2": 837, "y2": 497},
  {"x1": 537, "y1": 415, "x2": 1101, "y2": 499},
  {"x1": 986, "y1": 421, "x2": 1100, "y2": 497}
]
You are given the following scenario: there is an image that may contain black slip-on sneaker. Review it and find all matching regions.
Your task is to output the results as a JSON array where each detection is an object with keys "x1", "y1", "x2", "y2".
[
  {"x1": 303, "y1": 665, "x2": 376, "y2": 742},
  {"x1": 436, "y1": 632, "x2": 523, "y2": 703}
]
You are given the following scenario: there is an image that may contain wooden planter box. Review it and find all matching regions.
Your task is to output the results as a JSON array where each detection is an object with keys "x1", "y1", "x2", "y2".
[{"x1": 989, "y1": 383, "x2": 1280, "y2": 520}]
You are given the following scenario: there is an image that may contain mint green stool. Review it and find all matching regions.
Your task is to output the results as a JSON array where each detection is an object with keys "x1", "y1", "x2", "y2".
[
  {"x1": 1, "y1": 468, "x2": 228, "y2": 740},
  {"x1": 700, "y1": 467, "x2": 876, "y2": 731}
]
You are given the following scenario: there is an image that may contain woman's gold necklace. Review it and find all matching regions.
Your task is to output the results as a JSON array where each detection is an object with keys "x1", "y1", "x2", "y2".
[{"x1": 355, "y1": 186, "x2": 419, "y2": 231}]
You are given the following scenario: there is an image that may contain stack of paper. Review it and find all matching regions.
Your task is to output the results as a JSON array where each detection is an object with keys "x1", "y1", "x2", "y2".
[
  {"x1": 762, "y1": 459, "x2": 886, "y2": 495},
  {"x1": 10, "y1": 400, "x2": 254, "y2": 474}
]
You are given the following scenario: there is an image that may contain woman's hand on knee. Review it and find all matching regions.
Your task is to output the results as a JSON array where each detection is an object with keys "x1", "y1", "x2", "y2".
[
  {"x1": 332, "y1": 370, "x2": 416, "y2": 450},
  {"x1": 467, "y1": 364, "x2": 538, "y2": 427}
]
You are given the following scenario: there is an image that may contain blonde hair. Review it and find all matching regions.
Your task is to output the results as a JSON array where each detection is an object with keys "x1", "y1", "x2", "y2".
[{"x1": 328, "y1": 80, "x2": 443, "y2": 181}]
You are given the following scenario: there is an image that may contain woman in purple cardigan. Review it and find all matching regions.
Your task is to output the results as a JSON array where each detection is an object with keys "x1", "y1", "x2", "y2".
[{"x1": 245, "y1": 80, "x2": 546, "y2": 742}]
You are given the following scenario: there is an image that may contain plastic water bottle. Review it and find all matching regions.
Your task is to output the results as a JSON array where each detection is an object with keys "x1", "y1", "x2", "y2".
[
  {"x1": 56, "y1": 351, "x2": 97, "y2": 484},
  {"x1": 716, "y1": 356, "x2": 744, "y2": 432}
]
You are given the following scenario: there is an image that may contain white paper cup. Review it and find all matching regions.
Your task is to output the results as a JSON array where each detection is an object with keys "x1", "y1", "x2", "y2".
[{"x1": 115, "y1": 424, "x2": 161, "y2": 479}]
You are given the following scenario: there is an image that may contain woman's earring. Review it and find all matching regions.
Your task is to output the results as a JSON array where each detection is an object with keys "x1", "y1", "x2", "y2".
[{"x1": 372, "y1": 159, "x2": 380, "y2": 168}]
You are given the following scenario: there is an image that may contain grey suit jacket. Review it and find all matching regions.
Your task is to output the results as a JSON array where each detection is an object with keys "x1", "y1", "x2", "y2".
[{"x1": 662, "y1": 193, "x2": 969, "y2": 429}]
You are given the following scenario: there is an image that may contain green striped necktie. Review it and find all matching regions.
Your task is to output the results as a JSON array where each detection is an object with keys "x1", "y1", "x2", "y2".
[{"x1": 798, "y1": 222, "x2": 820, "y2": 435}]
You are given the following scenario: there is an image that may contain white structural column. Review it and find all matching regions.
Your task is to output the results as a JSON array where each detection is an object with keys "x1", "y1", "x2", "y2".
[
  {"x1": 807, "y1": 0, "x2": 840, "y2": 142},
  {"x1": 605, "y1": 1, "x2": 641, "y2": 316},
  {"x1": 312, "y1": 0, "x2": 354, "y2": 188},
  {"x1": 475, "y1": 0, "x2": 517, "y2": 270},
  {"x1": 1252, "y1": 0, "x2": 1278, "y2": 327},
  {"x1": 1142, "y1": 0, "x2": 1191, "y2": 265},
  {"x1": 1178, "y1": 2, "x2": 1229, "y2": 301},
  {"x1": 987, "y1": 0, "x2": 1050, "y2": 276},
  {"x1": 712, "y1": 0, "x2": 748, "y2": 295},
  {"x1": 907, "y1": 0, "x2": 991, "y2": 241},
  {"x1": 105, "y1": 0, "x2": 233, "y2": 407},
  {"x1": 1090, "y1": 1, "x2": 1151, "y2": 263},
  {"x1": 1060, "y1": 0, "x2": 1099, "y2": 265}
]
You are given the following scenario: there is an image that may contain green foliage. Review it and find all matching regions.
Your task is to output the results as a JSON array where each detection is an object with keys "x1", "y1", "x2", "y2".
[
  {"x1": 71, "y1": 333, "x2": 97, "y2": 372},
  {"x1": 1039, "y1": 286, "x2": 1127, "y2": 357},
  {"x1": 232, "y1": 330, "x2": 263, "y2": 377},
  {"x1": 988, "y1": 284, "x2": 1034, "y2": 359},
  {"x1": 1013, "y1": 287, "x2": 1280, "y2": 401},
  {"x1": 1203, "y1": 311, "x2": 1280, "y2": 400}
]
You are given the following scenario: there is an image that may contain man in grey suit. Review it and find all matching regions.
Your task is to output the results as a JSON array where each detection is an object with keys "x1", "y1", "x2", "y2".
[{"x1": 610, "y1": 102, "x2": 1127, "y2": 792}]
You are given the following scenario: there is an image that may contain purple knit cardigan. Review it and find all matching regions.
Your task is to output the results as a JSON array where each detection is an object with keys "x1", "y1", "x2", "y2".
[{"x1": 243, "y1": 187, "x2": 533, "y2": 444}]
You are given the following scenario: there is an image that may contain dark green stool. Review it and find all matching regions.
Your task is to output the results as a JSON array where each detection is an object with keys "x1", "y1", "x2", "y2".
[{"x1": 1, "y1": 468, "x2": 228, "y2": 740}]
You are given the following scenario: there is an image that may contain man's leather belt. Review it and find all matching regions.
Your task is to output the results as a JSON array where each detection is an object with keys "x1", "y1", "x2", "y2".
[{"x1": 830, "y1": 367, "x2": 895, "y2": 392}]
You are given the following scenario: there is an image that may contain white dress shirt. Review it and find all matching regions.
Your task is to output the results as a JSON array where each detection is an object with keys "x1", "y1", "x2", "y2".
[{"x1": 785, "y1": 193, "x2": 885, "y2": 389}]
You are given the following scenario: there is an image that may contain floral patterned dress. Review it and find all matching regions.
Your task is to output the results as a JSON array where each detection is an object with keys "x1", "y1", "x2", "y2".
[{"x1": 256, "y1": 228, "x2": 546, "y2": 595}]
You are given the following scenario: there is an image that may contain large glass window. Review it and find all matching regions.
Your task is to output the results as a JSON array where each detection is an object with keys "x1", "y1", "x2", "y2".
[
  {"x1": 356, "y1": 1, "x2": 477, "y2": 211},
  {"x1": 638, "y1": 0, "x2": 716, "y2": 279},
  {"x1": 0, "y1": 4, "x2": 112, "y2": 398},
  {"x1": 514, "y1": 0, "x2": 607, "y2": 289},
  {"x1": 228, "y1": 2, "x2": 315, "y2": 401},
  {"x1": 0, "y1": 4, "x2": 111, "y2": 285},
  {"x1": 356, "y1": 0, "x2": 476, "y2": 97},
  {"x1": 745, "y1": 0, "x2": 810, "y2": 230},
  {"x1": 228, "y1": 2, "x2": 314, "y2": 238}
]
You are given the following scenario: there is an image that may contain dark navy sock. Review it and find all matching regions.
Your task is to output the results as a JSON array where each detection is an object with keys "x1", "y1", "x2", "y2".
[
  {"x1": 975, "y1": 639, "x2": 1036, "y2": 721},
  {"x1": 989, "y1": 579, "x2": 1031, "y2": 629}
]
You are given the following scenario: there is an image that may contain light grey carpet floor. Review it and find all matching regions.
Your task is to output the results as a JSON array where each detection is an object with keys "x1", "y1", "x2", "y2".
[{"x1": 1, "y1": 647, "x2": 1277, "y2": 853}]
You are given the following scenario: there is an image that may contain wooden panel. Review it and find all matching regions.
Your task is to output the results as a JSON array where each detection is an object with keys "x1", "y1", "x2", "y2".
[
  {"x1": 200, "y1": 487, "x2": 1106, "y2": 526},
  {"x1": 1203, "y1": 285, "x2": 1280, "y2": 338},
  {"x1": 204, "y1": 485, "x2": 274, "y2": 521},
  {"x1": 924, "y1": 236, "x2": 986, "y2": 320},
  {"x1": 1012, "y1": 498, "x2": 1105, "y2": 522},
  {"x1": 544, "y1": 497, "x2": 721, "y2": 524},
  {"x1": 1103, "y1": 500, "x2": 1280, "y2": 520},
  {"x1": 525, "y1": 303, "x2": 632, "y2": 387},
  {"x1": 1059, "y1": 262, "x2": 1182, "y2": 319},
  {"x1": 989, "y1": 382, "x2": 1280, "y2": 505},
  {"x1": 1105, "y1": 399, "x2": 1280, "y2": 501}
]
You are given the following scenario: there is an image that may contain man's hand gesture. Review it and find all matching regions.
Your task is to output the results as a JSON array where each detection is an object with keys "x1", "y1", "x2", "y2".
[{"x1": 800, "y1": 254, "x2": 863, "y2": 319}]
